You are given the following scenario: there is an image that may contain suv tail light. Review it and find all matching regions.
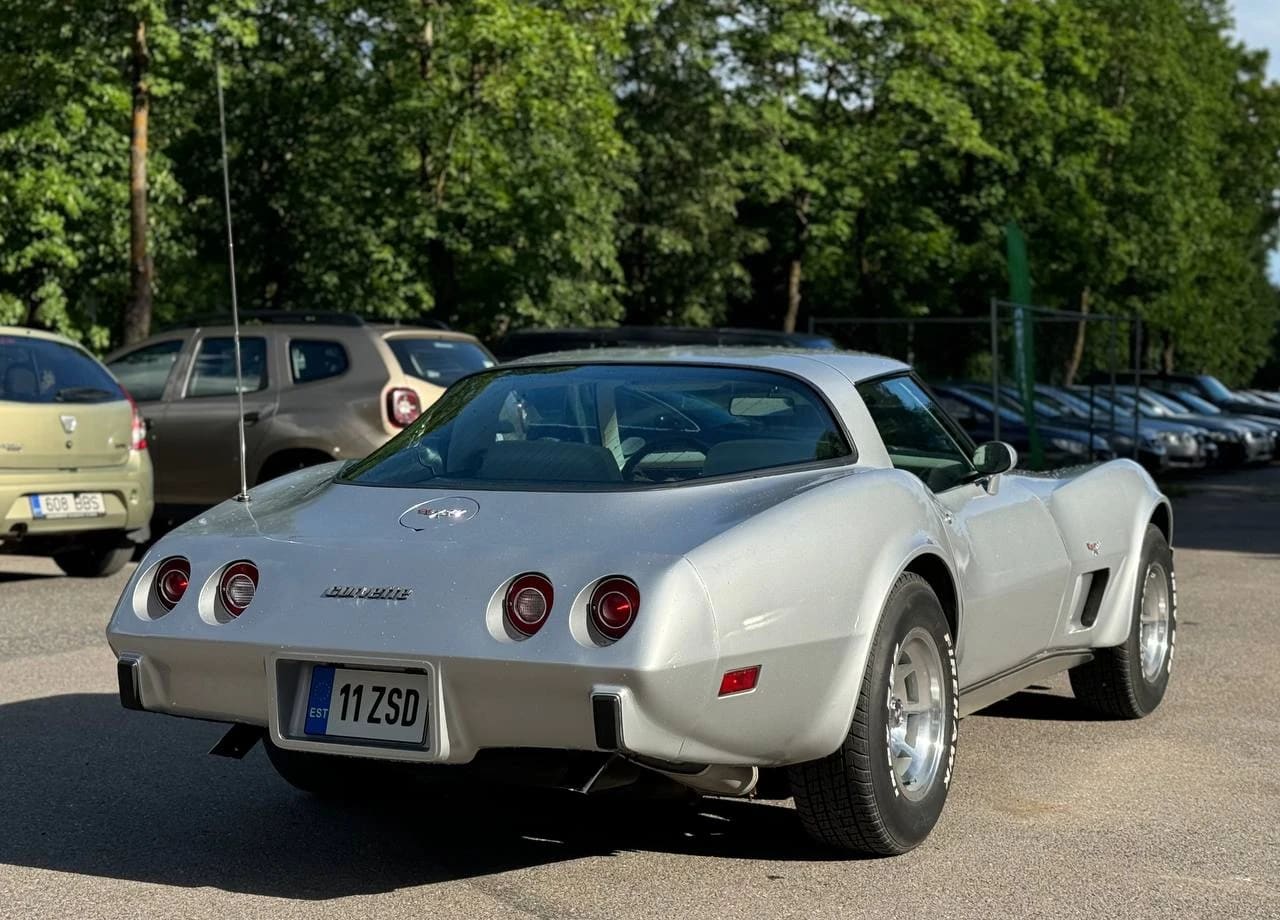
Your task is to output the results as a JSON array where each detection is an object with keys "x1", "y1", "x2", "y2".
[
  {"x1": 219, "y1": 561, "x2": 259, "y2": 618},
  {"x1": 125, "y1": 392, "x2": 148, "y2": 450},
  {"x1": 154, "y1": 556, "x2": 190, "y2": 611},
  {"x1": 589, "y1": 577, "x2": 640, "y2": 641},
  {"x1": 388, "y1": 387, "x2": 421, "y2": 427},
  {"x1": 504, "y1": 573, "x2": 554, "y2": 637}
]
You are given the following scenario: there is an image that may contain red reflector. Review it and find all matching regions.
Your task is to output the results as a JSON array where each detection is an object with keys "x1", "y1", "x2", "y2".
[{"x1": 718, "y1": 666, "x2": 761, "y2": 696}]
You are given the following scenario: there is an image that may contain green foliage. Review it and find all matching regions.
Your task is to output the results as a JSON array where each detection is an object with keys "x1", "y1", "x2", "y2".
[{"x1": 0, "y1": 0, "x2": 1277, "y2": 381}]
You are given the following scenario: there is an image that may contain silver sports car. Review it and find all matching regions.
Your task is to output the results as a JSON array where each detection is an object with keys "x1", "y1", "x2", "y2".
[{"x1": 106, "y1": 348, "x2": 1176, "y2": 855}]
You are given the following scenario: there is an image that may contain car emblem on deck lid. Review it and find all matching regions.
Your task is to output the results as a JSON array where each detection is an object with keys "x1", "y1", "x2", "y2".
[
  {"x1": 399, "y1": 496, "x2": 480, "y2": 531},
  {"x1": 60, "y1": 414, "x2": 77, "y2": 434}
]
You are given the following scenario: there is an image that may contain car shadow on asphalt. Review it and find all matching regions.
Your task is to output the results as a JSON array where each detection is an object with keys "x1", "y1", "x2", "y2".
[
  {"x1": 0, "y1": 571, "x2": 61, "y2": 584},
  {"x1": 0, "y1": 693, "x2": 848, "y2": 899}
]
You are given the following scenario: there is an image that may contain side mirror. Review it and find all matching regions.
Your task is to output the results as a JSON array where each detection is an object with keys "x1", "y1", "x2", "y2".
[{"x1": 973, "y1": 441, "x2": 1017, "y2": 477}]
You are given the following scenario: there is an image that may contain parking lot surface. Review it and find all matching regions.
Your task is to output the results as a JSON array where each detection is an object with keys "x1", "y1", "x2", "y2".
[{"x1": 0, "y1": 467, "x2": 1277, "y2": 920}]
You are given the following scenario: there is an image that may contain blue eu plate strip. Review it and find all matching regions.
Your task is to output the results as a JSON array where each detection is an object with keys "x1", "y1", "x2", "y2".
[
  {"x1": 29, "y1": 496, "x2": 43, "y2": 518},
  {"x1": 304, "y1": 665, "x2": 335, "y2": 735}
]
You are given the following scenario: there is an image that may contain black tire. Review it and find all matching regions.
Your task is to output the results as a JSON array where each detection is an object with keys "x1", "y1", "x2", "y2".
[
  {"x1": 1070, "y1": 524, "x2": 1175, "y2": 718},
  {"x1": 789, "y1": 573, "x2": 958, "y2": 855},
  {"x1": 52, "y1": 541, "x2": 133, "y2": 577},
  {"x1": 263, "y1": 737, "x2": 412, "y2": 798}
]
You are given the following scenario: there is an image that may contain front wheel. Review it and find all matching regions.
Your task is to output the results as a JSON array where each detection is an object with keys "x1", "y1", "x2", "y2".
[
  {"x1": 1070, "y1": 524, "x2": 1175, "y2": 718},
  {"x1": 790, "y1": 573, "x2": 958, "y2": 855}
]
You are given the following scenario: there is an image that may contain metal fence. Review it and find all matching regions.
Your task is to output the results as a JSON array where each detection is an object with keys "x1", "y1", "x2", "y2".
[{"x1": 810, "y1": 300, "x2": 1145, "y2": 464}]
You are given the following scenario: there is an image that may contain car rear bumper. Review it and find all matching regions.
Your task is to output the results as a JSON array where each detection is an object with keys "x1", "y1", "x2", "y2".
[
  {"x1": 0, "y1": 453, "x2": 154, "y2": 544},
  {"x1": 109, "y1": 633, "x2": 835, "y2": 768}
]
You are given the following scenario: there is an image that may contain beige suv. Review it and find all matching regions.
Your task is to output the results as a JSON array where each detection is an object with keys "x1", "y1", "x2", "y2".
[
  {"x1": 1, "y1": 327, "x2": 155, "y2": 576},
  {"x1": 104, "y1": 312, "x2": 494, "y2": 514}
]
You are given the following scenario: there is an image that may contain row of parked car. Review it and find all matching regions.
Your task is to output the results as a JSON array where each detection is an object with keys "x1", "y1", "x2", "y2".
[
  {"x1": 2, "y1": 311, "x2": 1277, "y2": 576},
  {"x1": 928, "y1": 378, "x2": 1280, "y2": 473}
]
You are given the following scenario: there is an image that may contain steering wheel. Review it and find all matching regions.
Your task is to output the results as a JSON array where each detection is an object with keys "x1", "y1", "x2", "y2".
[{"x1": 621, "y1": 435, "x2": 710, "y2": 481}]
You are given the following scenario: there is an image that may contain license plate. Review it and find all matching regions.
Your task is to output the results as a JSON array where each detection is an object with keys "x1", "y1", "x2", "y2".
[
  {"x1": 304, "y1": 665, "x2": 429, "y2": 745},
  {"x1": 29, "y1": 492, "x2": 106, "y2": 519}
]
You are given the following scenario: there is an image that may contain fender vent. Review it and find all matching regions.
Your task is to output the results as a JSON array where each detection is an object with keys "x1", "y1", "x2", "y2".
[{"x1": 1079, "y1": 569, "x2": 1110, "y2": 628}]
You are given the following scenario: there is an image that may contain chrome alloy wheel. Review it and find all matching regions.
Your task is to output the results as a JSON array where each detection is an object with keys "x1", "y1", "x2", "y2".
[
  {"x1": 886, "y1": 627, "x2": 946, "y2": 801},
  {"x1": 1139, "y1": 561, "x2": 1171, "y2": 683}
]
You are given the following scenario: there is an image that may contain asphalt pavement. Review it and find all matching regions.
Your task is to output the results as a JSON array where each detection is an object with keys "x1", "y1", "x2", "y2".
[{"x1": 0, "y1": 467, "x2": 1277, "y2": 919}]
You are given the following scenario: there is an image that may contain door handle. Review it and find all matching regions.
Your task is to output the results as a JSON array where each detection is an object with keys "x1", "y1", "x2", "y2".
[{"x1": 243, "y1": 411, "x2": 260, "y2": 425}]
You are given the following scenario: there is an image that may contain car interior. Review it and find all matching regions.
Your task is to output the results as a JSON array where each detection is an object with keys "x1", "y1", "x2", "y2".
[{"x1": 348, "y1": 367, "x2": 853, "y2": 487}]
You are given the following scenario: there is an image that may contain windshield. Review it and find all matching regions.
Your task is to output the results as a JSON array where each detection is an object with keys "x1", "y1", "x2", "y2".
[
  {"x1": 341, "y1": 364, "x2": 852, "y2": 489},
  {"x1": 954, "y1": 390, "x2": 1022, "y2": 425},
  {"x1": 386, "y1": 337, "x2": 496, "y2": 387},
  {"x1": 0, "y1": 335, "x2": 124, "y2": 404},
  {"x1": 1142, "y1": 390, "x2": 1191, "y2": 414},
  {"x1": 1200, "y1": 376, "x2": 1235, "y2": 402},
  {"x1": 1173, "y1": 391, "x2": 1220, "y2": 414}
]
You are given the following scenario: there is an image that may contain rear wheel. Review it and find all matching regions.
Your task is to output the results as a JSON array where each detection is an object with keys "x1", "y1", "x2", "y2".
[
  {"x1": 53, "y1": 539, "x2": 133, "y2": 577},
  {"x1": 1070, "y1": 524, "x2": 1175, "y2": 718},
  {"x1": 789, "y1": 573, "x2": 957, "y2": 855}
]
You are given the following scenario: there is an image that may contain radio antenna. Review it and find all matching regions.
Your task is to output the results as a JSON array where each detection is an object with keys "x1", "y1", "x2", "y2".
[{"x1": 215, "y1": 56, "x2": 250, "y2": 503}]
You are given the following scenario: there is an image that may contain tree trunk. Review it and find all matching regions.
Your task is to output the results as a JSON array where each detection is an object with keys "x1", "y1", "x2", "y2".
[
  {"x1": 1161, "y1": 332, "x2": 1175, "y2": 373},
  {"x1": 782, "y1": 191, "x2": 811, "y2": 334},
  {"x1": 123, "y1": 18, "x2": 152, "y2": 346},
  {"x1": 1062, "y1": 287, "x2": 1091, "y2": 385}
]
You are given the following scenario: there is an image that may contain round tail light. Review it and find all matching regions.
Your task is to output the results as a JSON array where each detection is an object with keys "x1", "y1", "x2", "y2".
[
  {"x1": 590, "y1": 577, "x2": 640, "y2": 641},
  {"x1": 154, "y1": 556, "x2": 190, "y2": 610},
  {"x1": 219, "y1": 561, "x2": 259, "y2": 618},
  {"x1": 504, "y1": 573, "x2": 554, "y2": 637}
]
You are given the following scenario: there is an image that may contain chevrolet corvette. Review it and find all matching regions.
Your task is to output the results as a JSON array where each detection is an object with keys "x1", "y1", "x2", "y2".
[{"x1": 106, "y1": 348, "x2": 1175, "y2": 855}]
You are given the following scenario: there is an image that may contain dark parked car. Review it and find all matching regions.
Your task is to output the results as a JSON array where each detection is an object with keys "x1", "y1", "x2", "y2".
[
  {"x1": 1134, "y1": 372, "x2": 1280, "y2": 423},
  {"x1": 490, "y1": 326, "x2": 837, "y2": 361},
  {"x1": 929, "y1": 384, "x2": 1114, "y2": 469},
  {"x1": 1121, "y1": 387, "x2": 1273, "y2": 465}
]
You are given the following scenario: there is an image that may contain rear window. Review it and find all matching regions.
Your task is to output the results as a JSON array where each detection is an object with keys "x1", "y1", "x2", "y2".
[
  {"x1": 386, "y1": 337, "x2": 495, "y2": 387},
  {"x1": 0, "y1": 335, "x2": 123, "y2": 404},
  {"x1": 341, "y1": 364, "x2": 852, "y2": 490}
]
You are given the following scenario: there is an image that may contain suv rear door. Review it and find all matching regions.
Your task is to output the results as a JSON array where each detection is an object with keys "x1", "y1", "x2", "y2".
[
  {"x1": 0, "y1": 333, "x2": 134, "y2": 471},
  {"x1": 158, "y1": 333, "x2": 279, "y2": 505}
]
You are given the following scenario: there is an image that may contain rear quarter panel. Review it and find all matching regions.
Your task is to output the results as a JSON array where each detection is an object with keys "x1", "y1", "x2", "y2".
[{"x1": 681, "y1": 467, "x2": 956, "y2": 764}]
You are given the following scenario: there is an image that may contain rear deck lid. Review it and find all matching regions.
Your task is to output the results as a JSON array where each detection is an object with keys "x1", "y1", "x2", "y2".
[{"x1": 0, "y1": 333, "x2": 132, "y2": 470}]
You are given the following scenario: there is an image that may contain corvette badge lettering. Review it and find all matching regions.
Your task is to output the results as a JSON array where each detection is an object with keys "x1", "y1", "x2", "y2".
[{"x1": 323, "y1": 585, "x2": 413, "y2": 600}]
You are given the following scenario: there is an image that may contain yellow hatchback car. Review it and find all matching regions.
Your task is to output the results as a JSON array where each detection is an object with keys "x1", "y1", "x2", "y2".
[{"x1": 0, "y1": 327, "x2": 154, "y2": 576}]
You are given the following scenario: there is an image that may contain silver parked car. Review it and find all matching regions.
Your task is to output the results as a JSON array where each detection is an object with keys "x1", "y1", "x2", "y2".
[{"x1": 107, "y1": 348, "x2": 1175, "y2": 855}]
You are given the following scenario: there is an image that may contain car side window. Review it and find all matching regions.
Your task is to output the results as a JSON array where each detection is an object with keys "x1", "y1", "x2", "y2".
[
  {"x1": 106, "y1": 339, "x2": 183, "y2": 402},
  {"x1": 290, "y1": 339, "x2": 349, "y2": 384},
  {"x1": 186, "y1": 337, "x2": 268, "y2": 398},
  {"x1": 858, "y1": 376, "x2": 976, "y2": 492}
]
